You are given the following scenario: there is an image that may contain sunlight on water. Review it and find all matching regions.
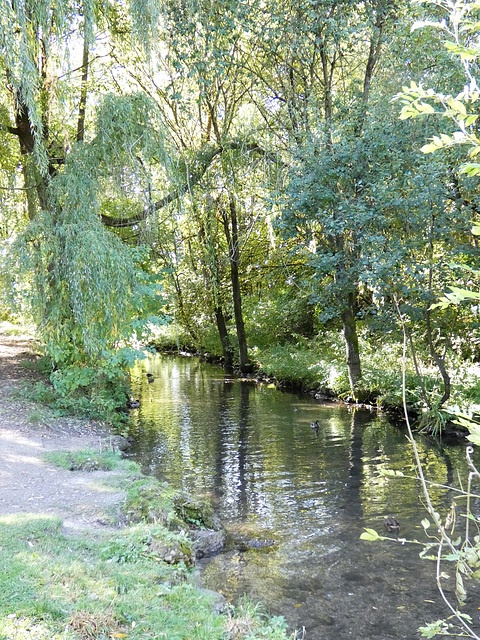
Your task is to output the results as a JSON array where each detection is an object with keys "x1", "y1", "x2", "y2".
[{"x1": 128, "y1": 354, "x2": 480, "y2": 640}]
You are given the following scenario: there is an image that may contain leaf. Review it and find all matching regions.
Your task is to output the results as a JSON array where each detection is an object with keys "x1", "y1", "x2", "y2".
[
  {"x1": 421, "y1": 518, "x2": 430, "y2": 529},
  {"x1": 421, "y1": 141, "x2": 442, "y2": 154},
  {"x1": 447, "y1": 97, "x2": 467, "y2": 114},
  {"x1": 411, "y1": 19, "x2": 444, "y2": 32},
  {"x1": 417, "y1": 102, "x2": 435, "y2": 114},
  {"x1": 443, "y1": 553, "x2": 460, "y2": 562},
  {"x1": 456, "y1": 572, "x2": 467, "y2": 603},
  {"x1": 378, "y1": 469, "x2": 405, "y2": 477},
  {"x1": 460, "y1": 163, "x2": 480, "y2": 175},
  {"x1": 466, "y1": 424, "x2": 480, "y2": 447},
  {"x1": 360, "y1": 528, "x2": 380, "y2": 541}
]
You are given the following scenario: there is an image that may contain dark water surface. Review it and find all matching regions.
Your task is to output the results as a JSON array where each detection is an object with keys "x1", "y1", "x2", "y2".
[{"x1": 128, "y1": 355, "x2": 480, "y2": 640}]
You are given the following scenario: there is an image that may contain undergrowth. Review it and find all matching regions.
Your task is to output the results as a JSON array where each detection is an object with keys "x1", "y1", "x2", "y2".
[
  {"x1": 252, "y1": 332, "x2": 480, "y2": 418},
  {"x1": 17, "y1": 376, "x2": 129, "y2": 429}
]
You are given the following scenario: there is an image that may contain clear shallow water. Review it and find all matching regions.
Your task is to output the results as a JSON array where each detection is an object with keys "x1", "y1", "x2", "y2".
[{"x1": 128, "y1": 355, "x2": 480, "y2": 640}]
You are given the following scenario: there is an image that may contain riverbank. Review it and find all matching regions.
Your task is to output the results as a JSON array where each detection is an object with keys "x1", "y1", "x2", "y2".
[
  {"x1": 150, "y1": 329, "x2": 479, "y2": 436},
  {"x1": 0, "y1": 332, "x2": 295, "y2": 640}
]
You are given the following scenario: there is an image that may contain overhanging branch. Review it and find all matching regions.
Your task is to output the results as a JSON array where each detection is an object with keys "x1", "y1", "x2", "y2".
[{"x1": 101, "y1": 140, "x2": 281, "y2": 228}]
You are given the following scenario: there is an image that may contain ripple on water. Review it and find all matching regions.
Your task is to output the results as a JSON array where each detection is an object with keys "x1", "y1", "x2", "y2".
[{"x1": 128, "y1": 355, "x2": 480, "y2": 640}]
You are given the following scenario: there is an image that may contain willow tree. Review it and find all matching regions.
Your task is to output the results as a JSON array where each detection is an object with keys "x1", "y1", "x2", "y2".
[{"x1": 0, "y1": 2, "x2": 167, "y2": 373}]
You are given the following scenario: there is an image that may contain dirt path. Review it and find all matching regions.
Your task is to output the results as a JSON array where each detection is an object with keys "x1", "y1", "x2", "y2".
[{"x1": 0, "y1": 333, "x2": 127, "y2": 534}]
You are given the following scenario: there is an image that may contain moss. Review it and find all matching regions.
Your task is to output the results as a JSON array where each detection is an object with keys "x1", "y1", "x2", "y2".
[
  {"x1": 124, "y1": 479, "x2": 180, "y2": 527},
  {"x1": 172, "y1": 492, "x2": 222, "y2": 530},
  {"x1": 124, "y1": 479, "x2": 222, "y2": 532}
]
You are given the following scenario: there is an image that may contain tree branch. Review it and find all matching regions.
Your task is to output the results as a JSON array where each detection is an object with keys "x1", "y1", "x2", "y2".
[{"x1": 101, "y1": 140, "x2": 281, "y2": 228}]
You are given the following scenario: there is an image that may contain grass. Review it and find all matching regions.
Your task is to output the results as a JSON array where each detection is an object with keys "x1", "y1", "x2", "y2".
[
  {"x1": 27, "y1": 409, "x2": 47, "y2": 426},
  {"x1": 252, "y1": 332, "x2": 480, "y2": 415},
  {"x1": 43, "y1": 448, "x2": 138, "y2": 473},
  {"x1": 0, "y1": 452, "x2": 295, "y2": 640}
]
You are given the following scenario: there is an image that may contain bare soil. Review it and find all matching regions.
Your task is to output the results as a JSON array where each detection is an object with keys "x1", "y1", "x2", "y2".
[{"x1": 0, "y1": 333, "x2": 127, "y2": 534}]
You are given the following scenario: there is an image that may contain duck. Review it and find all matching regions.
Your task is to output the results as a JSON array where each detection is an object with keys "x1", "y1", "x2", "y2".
[
  {"x1": 146, "y1": 373, "x2": 154, "y2": 383},
  {"x1": 310, "y1": 420, "x2": 320, "y2": 430},
  {"x1": 384, "y1": 514, "x2": 400, "y2": 533}
]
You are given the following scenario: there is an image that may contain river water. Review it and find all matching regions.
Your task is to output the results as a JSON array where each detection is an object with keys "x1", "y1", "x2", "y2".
[{"x1": 128, "y1": 354, "x2": 480, "y2": 640}]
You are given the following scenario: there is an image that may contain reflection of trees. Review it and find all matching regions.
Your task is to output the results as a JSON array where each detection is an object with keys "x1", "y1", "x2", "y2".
[
  {"x1": 213, "y1": 380, "x2": 252, "y2": 519},
  {"x1": 343, "y1": 409, "x2": 370, "y2": 521},
  {"x1": 212, "y1": 383, "x2": 230, "y2": 501},
  {"x1": 129, "y1": 356, "x2": 480, "y2": 542},
  {"x1": 237, "y1": 383, "x2": 251, "y2": 519}
]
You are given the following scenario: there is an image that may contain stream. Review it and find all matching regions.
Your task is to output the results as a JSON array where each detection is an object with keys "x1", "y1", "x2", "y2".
[{"x1": 128, "y1": 354, "x2": 480, "y2": 640}]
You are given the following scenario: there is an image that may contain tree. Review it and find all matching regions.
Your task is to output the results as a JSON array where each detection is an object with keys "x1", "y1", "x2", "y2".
[
  {"x1": 98, "y1": 0, "x2": 283, "y2": 373},
  {"x1": 251, "y1": 0, "x2": 398, "y2": 395},
  {"x1": 0, "y1": 2, "x2": 173, "y2": 422}
]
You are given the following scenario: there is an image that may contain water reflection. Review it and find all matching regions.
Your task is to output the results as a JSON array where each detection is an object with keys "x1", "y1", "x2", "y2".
[{"x1": 128, "y1": 355, "x2": 480, "y2": 640}]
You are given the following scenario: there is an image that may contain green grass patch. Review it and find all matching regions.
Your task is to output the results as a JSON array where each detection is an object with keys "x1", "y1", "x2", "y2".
[
  {"x1": 0, "y1": 514, "x2": 224, "y2": 639},
  {"x1": 0, "y1": 451, "x2": 295, "y2": 639},
  {"x1": 43, "y1": 448, "x2": 138, "y2": 473}
]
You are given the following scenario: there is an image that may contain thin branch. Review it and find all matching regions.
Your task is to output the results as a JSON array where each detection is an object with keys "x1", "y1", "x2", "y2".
[{"x1": 395, "y1": 297, "x2": 457, "y2": 556}]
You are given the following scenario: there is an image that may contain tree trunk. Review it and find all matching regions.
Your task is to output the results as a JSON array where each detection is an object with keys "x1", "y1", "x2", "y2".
[
  {"x1": 198, "y1": 204, "x2": 235, "y2": 372},
  {"x1": 12, "y1": 97, "x2": 50, "y2": 213},
  {"x1": 214, "y1": 305, "x2": 234, "y2": 373},
  {"x1": 223, "y1": 195, "x2": 249, "y2": 373},
  {"x1": 426, "y1": 268, "x2": 451, "y2": 406},
  {"x1": 76, "y1": 37, "x2": 89, "y2": 142},
  {"x1": 341, "y1": 291, "x2": 362, "y2": 396}
]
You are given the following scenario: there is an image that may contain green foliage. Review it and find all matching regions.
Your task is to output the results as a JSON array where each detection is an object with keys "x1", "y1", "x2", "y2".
[
  {"x1": 418, "y1": 402, "x2": 451, "y2": 438},
  {"x1": 254, "y1": 343, "x2": 333, "y2": 387},
  {"x1": 251, "y1": 329, "x2": 465, "y2": 418},
  {"x1": 124, "y1": 478, "x2": 183, "y2": 527},
  {"x1": 21, "y1": 366, "x2": 130, "y2": 428},
  {"x1": 395, "y1": 0, "x2": 480, "y2": 175},
  {"x1": 226, "y1": 597, "x2": 290, "y2": 640},
  {"x1": 5, "y1": 140, "x2": 145, "y2": 363},
  {"x1": 124, "y1": 477, "x2": 219, "y2": 531},
  {"x1": 149, "y1": 322, "x2": 196, "y2": 352},
  {"x1": 244, "y1": 288, "x2": 317, "y2": 349}
]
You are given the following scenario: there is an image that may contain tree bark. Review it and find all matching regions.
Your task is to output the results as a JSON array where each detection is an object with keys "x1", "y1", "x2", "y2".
[
  {"x1": 198, "y1": 209, "x2": 234, "y2": 372},
  {"x1": 13, "y1": 97, "x2": 50, "y2": 213},
  {"x1": 222, "y1": 195, "x2": 249, "y2": 373},
  {"x1": 426, "y1": 267, "x2": 451, "y2": 406},
  {"x1": 341, "y1": 291, "x2": 362, "y2": 396},
  {"x1": 100, "y1": 142, "x2": 281, "y2": 228},
  {"x1": 76, "y1": 37, "x2": 89, "y2": 142}
]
